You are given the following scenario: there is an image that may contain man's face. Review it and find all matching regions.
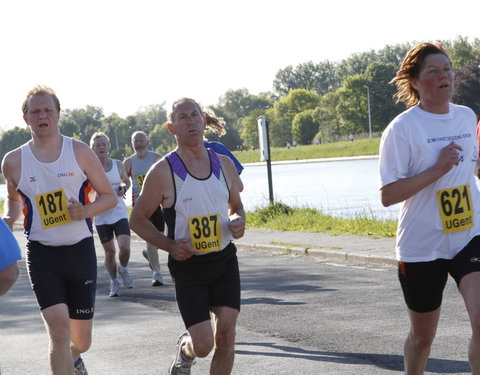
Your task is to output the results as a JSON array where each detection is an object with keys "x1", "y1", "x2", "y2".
[
  {"x1": 169, "y1": 101, "x2": 206, "y2": 143},
  {"x1": 23, "y1": 94, "x2": 60, "y2": 136},
  {"x1": 132, "y1": 134, "x2": 148, "y2": 153},
  {"x1": 92, "y1": 136, "x2": 110, "y2": 158}
]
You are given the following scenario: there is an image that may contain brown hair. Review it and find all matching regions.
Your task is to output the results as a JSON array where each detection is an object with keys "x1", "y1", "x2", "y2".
[
  {"x1": 390, "y1": 42, "x2": 450, "y2": 108},
  {"x1": 169, "y1": 98, "x2": 226, "y2": 135},
  {"x1": 22, "y1": 85, "x2": 61, "y2": 115}
]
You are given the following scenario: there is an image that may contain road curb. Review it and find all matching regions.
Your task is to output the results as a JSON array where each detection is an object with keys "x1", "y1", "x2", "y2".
[{"x1": 236, "y1": 241, "x2": 397, "y2": 266}]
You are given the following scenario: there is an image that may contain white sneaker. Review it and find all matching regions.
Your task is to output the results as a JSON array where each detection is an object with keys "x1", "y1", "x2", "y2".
[
  {"x1": 152, "y1": 271, "x2": 163, "y2": 286},
  {"x1": 109, "y1": 279, "x2": 121, "y2": 297},
  {"x1": 168, "y1": 333, "x2": 194, "y2": 374},
  {"x1": 118, "y1": 266, "x2": 133, "y2": 288}
]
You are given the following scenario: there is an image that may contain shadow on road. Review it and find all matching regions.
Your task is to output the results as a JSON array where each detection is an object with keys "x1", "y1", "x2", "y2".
[{"x1": 235, "y1": 341, "x2": 470, "y2": 373}]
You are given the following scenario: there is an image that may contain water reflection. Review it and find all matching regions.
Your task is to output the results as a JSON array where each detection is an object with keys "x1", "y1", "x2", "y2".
[{"x1": 240, "y1": 157, "x2": 399, "y2": 220}]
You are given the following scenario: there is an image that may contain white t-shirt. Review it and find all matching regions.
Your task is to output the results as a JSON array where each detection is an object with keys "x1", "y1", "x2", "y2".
[{"x1": 379, "y1": 104, "x2": 480, "y2": 262}]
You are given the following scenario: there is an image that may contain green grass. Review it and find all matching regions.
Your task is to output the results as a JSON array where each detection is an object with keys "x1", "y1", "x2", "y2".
[
  {"x1": 246, "y1": 202, "x2": 397, "y2": 238},
  {"x1": 233, "y1": 137, "x2": 381, "y2": 164}
]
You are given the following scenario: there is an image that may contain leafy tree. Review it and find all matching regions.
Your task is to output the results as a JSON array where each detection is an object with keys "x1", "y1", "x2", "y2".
[
  {"x1": 102, "y1": 113, "x2": 133, "y2": 159},
  {"x1": 363, "y1": 62, "x2": 403, "y2": 131},
  {"x1": 60, "y1": 106, "x2": 105, "y2": 144},
  {"x1": 240, "y1": 108, "x2": 271, "y2": 150},
  {"x1": 269, "y1": 89, "x2": 319, "y2": 147},
  {"x1": 445, "y1": 36, "x2": 480, "y2": 68},
  {"x1": 0, "y1": 127, "x2": 31, "y2": 163},
  {"x1": 314, "y1": 90, "x2": 342, "y2": 142},
  {"x1": 452, "y1": 59, "x2": 480, "y2": 115},
  {"x1": 213, "y1": 89, "x2": 274, "y2": 150},
  {"x1": 292, "y1": 110, "x2": 318, "y2": 145},
  {"x1": 273, "y1": 61, "x2": 339, "y2": 97},
  {"x1": 133, "y1": 104, "x2": 167, "y2": 134},
  {"x1": 149, "y1": 123, "x2": 176, "y2": 155}
]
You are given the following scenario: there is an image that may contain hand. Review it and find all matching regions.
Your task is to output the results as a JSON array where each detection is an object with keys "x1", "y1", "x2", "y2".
[
  {"x1": 169, "y1": 237, "x2": 200, "y2": 261},
  {"x1": 67, "y1": 198, "x2": 85, "y2": 221},
  {"x1": 228, "y1": 213, "x2": 245, "y2": 239},
  {"x1": 117, "y1": 185, "x2": 126, "y2": 198},
  {"x1": 434, "y1": 141, "x2": 463, "y2": 176}
]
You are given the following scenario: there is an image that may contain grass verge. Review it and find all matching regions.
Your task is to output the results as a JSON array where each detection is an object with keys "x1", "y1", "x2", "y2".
[{"x1": 246, "y1": 202, "x2": 397, "y2": 238}]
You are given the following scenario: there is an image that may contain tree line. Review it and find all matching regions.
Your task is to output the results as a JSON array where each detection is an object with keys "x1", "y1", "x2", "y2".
[{"x1": 1, "y1": 36, "x2": 479, "y2": 164}]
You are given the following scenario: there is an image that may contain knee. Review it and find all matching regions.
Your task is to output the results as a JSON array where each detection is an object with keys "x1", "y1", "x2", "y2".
[
  {"x1": 408, "y1": 330, "x2": 435, "y2": 351},
  {"x1": 192, "y1": 336, "x2": 214, "y2": 358},
  {"x1": 104, "y1": 248, "x2": 116, "y2": 259},
  {"x1": 71, "y1": 337, "x2": 92, "y2": 354},
  {"x1": 215, "y1": 325, "x2": 236, "y2": 352},
  {"x1": 0, "y1": 263, "x2": 19, "y2": 295},
  {"x1": 470, "y1": 314, "x2": 480, "y2": 337},
  {"x1": 48, "y1": 322, "x2": 71, "y2": 347}
]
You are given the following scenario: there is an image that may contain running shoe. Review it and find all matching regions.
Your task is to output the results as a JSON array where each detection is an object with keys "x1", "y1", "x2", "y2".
[
  {"x1": 74, "y1": 356, "x2": 88, "y2": 375},
  {"x1": 168, "y1": 333, "x2": 194, "y2": 375},
  {"x1": 109, "y1": 279, "x2": 121, "y2": 297},
  {"x1": 142, "y1": 249, "x2": 153, "y2": 271},
  {"x1": 118, "y1": 266, "x2": 133, "y2": 288},
  {"x1": 152, "y1": 271, "x2": 164, "y2": 286}
]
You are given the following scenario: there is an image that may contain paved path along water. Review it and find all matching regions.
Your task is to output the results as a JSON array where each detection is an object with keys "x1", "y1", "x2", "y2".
[{"x1": 2, "y1": 228, "x2": 473, "y2": 374}]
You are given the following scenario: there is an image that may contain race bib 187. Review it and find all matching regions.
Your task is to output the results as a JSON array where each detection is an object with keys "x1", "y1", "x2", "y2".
[
  {"x1": 188, "y1": 213, "x2": 221, "y2": 253},
  {"x1": 35, "y1": 189, "x2": 72, "y2": 229},
  {"x1": 437, "y1": 183, "x2": 474, "y2": 234}
]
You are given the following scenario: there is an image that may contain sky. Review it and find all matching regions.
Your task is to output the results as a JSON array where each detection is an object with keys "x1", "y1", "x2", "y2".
[{"x1": 0, "y1": 0, "x2": 478, "y2": 131}]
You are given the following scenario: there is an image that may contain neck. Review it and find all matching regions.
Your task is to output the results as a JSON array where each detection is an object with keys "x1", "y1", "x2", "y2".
[
  {"x1": 176, "y1": 143, "x2": 207, "y2": 161},
  {"x1": 99, "y1": 157, "x2": 110, "y2": 170},
  {"x1": 418, "y1": 101, "x2": 449, "y2": 114},
  {"x1": 30, "y1": 132, "x2": 63, "y2": 149},
  {"x1": 135, "y1": 149, "x2": 148, "y2": 158}
]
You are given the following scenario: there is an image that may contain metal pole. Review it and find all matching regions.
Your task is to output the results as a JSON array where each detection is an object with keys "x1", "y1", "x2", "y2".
[
  {"x1": 265, "y1": 121, "x2": 274, "y2": 204},
  {"x1": 364, "y1": 85, "x2": 372, "y2": 139}
]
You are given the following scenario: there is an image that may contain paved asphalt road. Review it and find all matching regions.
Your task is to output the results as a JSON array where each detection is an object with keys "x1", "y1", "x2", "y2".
[{"x1": 0, "y1": 228, "x2": 474, "y2": 374}]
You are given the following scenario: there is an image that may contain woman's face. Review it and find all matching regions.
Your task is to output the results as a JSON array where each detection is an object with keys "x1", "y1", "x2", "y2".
[{"x1": 411, "y1": 53, "x2": 454, "y2": 113}]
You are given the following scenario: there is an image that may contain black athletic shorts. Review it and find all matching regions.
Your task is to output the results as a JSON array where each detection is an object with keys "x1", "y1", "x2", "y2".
[
  {"x1": 149, "y1": 206, "x2": 165, "y2": 232},
  {"x1": 26, "y1": 237, "x2": 97, "y2": 320},
  {"x1": 95, "y1": 218, "x2": 130, "y2": 244},
  {"x1": 168, "y1": 242, "x2": 241, "y2": 329},
  {"x1": 398, "y1": 235, "x2": 480, "y2": 313}
]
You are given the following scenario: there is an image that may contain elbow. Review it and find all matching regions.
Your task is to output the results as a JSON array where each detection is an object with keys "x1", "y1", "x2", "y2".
[
  {"x1": 381, "y1": 198, "x2": 393, "y2": 207},
  {"x1": 380, "y1": 190, "x2": 395, "y2": 207}
]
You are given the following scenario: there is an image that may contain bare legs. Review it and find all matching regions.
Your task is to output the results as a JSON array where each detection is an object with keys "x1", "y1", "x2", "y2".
[
  {"x1": 41, "y1": 304, "x2": 93, "y2": 375},
  {"x1": 182, "y1": 306, "x2": 238, "y2": 375}
]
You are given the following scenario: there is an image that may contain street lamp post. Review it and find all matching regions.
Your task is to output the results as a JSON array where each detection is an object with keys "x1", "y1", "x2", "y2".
[{"x1": 364, "y1": 85, "x2": 372, "y2": 139}]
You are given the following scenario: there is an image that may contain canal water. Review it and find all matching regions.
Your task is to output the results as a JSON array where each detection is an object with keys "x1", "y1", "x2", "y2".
[{"x1": 1, "y1": 156, "x2": 397, "y2": 220}]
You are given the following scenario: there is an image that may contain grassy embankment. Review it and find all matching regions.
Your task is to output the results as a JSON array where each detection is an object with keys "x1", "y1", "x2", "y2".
[
  {"x1": 234, "y1": 137, "x2": 397, "y2": 238},
  {"x1": 0, "y1": 137, "x2": 398, "y2": 238}
]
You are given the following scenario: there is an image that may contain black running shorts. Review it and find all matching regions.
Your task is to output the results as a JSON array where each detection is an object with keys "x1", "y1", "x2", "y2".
[
  {"x1": 26, "y1": 237, "x2": 97, "y2": 320},
  {"x1": 398, "y1": 235, "x2": 480, "y2": 313},
  {"x1": 168, "y1": 242, "x2": 241, "y2": 329},
  {"x1": 95, "y1": 218, "x2": 130, "y2": 244}
]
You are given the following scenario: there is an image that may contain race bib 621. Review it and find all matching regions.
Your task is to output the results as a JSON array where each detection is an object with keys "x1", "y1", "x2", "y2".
[{"x1": 437, "y1": 184, "x2": 474, "y2": 234}]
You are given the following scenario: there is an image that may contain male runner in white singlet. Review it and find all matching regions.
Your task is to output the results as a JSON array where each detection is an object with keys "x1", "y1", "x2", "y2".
[
  {"x1": 1, "y1": 86, "x2": 116, "y2": 375},
  {"x1": 130, "y1": 98, "x2": 245, "y2": 375}
]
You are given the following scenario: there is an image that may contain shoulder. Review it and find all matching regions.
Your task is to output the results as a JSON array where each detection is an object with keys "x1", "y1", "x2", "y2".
[
  {"x1": 1, "y1": 147, "x2": 22, "y2": 171},
  {"x1": 218, "y1": 154, "x2": 236, "y2": 176},
  {"x1": 71, "y1": 138, "x2": 92, "y2": 155},
  {"x1": 151, "y1": 151, "x2": 162, "y2": 161},
  {"x1": 450, "y1": 103, "x2": 477, "y2": 121}
]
